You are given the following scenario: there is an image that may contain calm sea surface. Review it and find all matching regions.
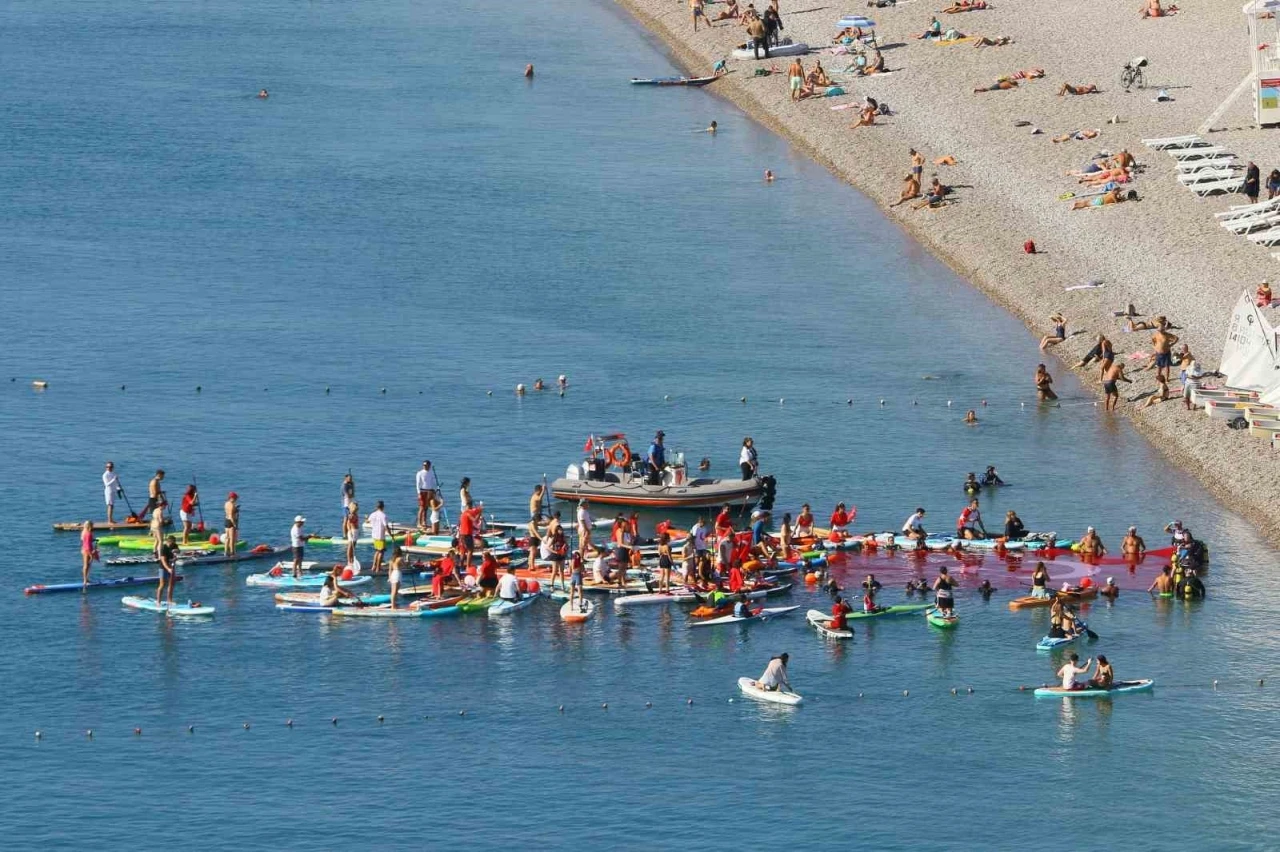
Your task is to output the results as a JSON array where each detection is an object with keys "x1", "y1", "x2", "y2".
[{"x1": 1, "y1": 1, "x2": 1276, "y2": 849}]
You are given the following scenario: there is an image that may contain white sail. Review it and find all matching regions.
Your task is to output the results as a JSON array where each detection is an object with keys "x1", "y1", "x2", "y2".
[{"x1": 1219, "y1": 292, "x2": 1265, "y2": 379}]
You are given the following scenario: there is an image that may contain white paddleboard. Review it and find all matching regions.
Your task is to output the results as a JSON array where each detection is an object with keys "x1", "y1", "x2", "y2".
[
  {"x1": 738, "y1": 677, "x2": 803, "y2": 706},
  {"x1": 806, "y1": 609, "x2": 854, "y2": 639},
  {"x1": 560, "y1": 598, "x2": 596, "y2": 623},
  {"x1": 122, "y1": 595, "x2": 215, "y2": 617}
]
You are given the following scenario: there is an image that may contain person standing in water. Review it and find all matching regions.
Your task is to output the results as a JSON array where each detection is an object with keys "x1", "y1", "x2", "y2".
[
  {"x1": 223, "y1": 492, "x2": 240, "y2": 556},
  {"x1": 1121, "y1": 526, "x2": 1146, "y2": 558},
  {"x1": 1035, "y1": 364, "x2": 1057, "y2": 401},
  {"x1": 102, "y1": 461, "x2": 121, "y2": 524},
  {"x1": 80, "y1": 520, "x2": 97, "y2": 587},
  {"x1": 757, "y1": 652, "x2": 792, "y2": 692}
]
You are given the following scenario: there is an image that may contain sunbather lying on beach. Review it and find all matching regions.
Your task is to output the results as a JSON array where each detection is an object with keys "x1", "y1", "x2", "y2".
[
  {"x1": 1059, "y1": 83, "x2": 1100, "y2": 95},
  {"x1": 1010, "y1": 68, "x2": 1044, "y2": 80},
  {"x1": 890, "y1": 173, "x2": 922, "y2": 206},
  {"x1": 941, "y1": 27, "x2": 965, "y2": 40},
  {"x1": 713, "y1": 0, "x2": 741, "y2": 21},
  {"x1": 1124, "y1": 318, "x2": 1157, "y2": 331},
  {"x1": 974, "y1": 78, "x2": 1017, "y2": 92},
  {"x1": 868, "y1": 0, "x2": 897, "y2": 6},
  {"x1": 973, "y1": 35, "x2": 1013, "y2": 47},
  {"x1": 1053, "y1": 129, "x2": 1100, "y2": 143},
  {"x1": 942, "y1": 1, "x2": 989, "y2": 12},
  {"x1": 1080, "y1": 168, "x2": 1131, "y2": 186},
  {"x1": 935, "y1": 155, "x2": 957, "y2": 165},
  {"x1": 915, "y1": 17, "x2": 943, "y2": 38},
  {"x1": 1141, "y1": 0, "x2": 1178, "y2": 17},
  {"x1": 1071, "y1": 188, "x2": 1138, "y2": 209}
]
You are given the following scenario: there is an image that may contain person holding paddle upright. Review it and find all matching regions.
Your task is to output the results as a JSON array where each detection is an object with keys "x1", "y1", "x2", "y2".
[{"x1": 102, "y1": 462, "x2": 121, "y2": 524}]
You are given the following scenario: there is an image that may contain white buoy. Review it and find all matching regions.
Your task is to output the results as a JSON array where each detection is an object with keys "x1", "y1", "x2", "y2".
[
  {"x1": 879, "y1": 399, "x2": 885, "y2": 406},
  {"x1": 946, "y1": 400, "x2": 952, "y2": 407},
  {"x1": 516, "y1": 384, "x2": 525, "y2": 395},
  {"x1": 664, "y1": 395, "x2": 670, "y2": 401}
]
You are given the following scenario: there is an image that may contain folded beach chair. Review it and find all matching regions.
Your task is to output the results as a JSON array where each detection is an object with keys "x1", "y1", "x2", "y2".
[
  {"x1": 1245, "y1": 225, "x2": 1280, "y2": 244},
  {"x1": 1143, "y1": 134, "x2": 1203, "y2": 149},
  {"x1": 1223, "y1": 211, "x2": 1280, "y2": 234},
  {"x1": 1169, "y1": 146, "x2": 1227, "y2": 160},
  {"x1": 1176, "y1": 157, "x2": 1238, "y2": 173},
  {"x1": 1190, "y1": 177, "x2": 1245, "y2": 196},
  {"x1": 1179, "y1": 169, "x2": 1239, "y2": 185},
  {"x1": 1216, "y1": 197, "x2": 1280, "y2": 220}
]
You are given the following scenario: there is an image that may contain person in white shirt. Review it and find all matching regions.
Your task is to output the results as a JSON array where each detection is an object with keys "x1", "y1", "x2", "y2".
[
  {"x1": 757, "y1": 653, "x2": 791, "y2": 692},
  {"x1": 415, "y1": 461, "x2": 439, "y2": 528},
  {"x1": 496, "y1": 566, "x2": 522, "y2": 602},
  {"x1": 902, "y1": 508, "x2": 927, "y2": 541},
  {"x1": 368, "y1": 500, "x2": 390, "y2": 574},
  {"x1": 576, "y1": 499, "x2": 593, "y2": 550},
  {"x1": 102, "y1": 462, "x2": 121, "y2": 523},
  {"x1": 1057, "y1": 652, "x2": 1093, "y2": 691},
  {"x1": 290, "y1": 515, "x2": 306, "y2": 578},
  {"x1": 691, "y1": 517, "x2": 709, "y2": 557},
  {"x1": 739, "y1": 437, "x2": 758, "y2": 481}
]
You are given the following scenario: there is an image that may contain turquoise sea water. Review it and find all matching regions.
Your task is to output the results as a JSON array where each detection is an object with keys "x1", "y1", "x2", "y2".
[{"x1": 2, "y1": 1, "x2": 1277, "y2": 849}]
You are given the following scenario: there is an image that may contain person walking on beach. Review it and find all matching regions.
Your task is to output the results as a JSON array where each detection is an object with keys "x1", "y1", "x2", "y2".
[
  {"x1": 739, "y1": 437, "x2": 758, "y2": 480},
  {"x1": 1075, "y1": 333, "x2": 1114, "y2": 380},
  {"x1": 1151, "y1": 318, "x2": 1179, "y2": 384},
  {"x1": 102, "y1": 461, "x2": 121, "y2": 524},
  {"x1": 1102, "y1": 361, "x2": 1132, "y2": 411},
  {"x1": 764, "y1": 4, "x2": 783, "y2": 46},
  {"x1": 787, "y1": 58, "x2": 805, "y2": 101},
  {"x1": 1244, "y1": 162, "x2": 1261, "y2": 205},
  {"x1": 1035, "y1": 364, "x2": 1057, "y2": 401},
  {"x1": 415, "y1": 460, "x2": 439, "y2": 529},
  {"x1": 691, "y1": 0, "x2": 708, "y2": 32},
  {"x1": 746, "y1": 14, "x2": 769, "y2": 58},
  {"x1": 223, "y1": 492, "x2": 239, "y2": 556}
]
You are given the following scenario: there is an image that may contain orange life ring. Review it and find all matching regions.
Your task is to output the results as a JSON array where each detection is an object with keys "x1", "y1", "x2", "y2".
[{"x1": 606, "y1": 442, "x2": 632, "y2": 469}]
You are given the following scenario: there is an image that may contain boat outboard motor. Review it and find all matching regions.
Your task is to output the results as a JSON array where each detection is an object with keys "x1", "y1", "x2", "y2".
[{"x1": 759, "y1": 475, "x2": 777, "y2": 511}]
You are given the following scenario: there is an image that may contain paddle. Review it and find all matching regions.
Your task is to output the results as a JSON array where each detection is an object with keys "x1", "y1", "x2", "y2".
[
  {"x1": 118, "y1": 482, "x2": 138, "y2": 520},
  {"x1": 192, "y1": 472, "x2": 206, "y2": 532}
]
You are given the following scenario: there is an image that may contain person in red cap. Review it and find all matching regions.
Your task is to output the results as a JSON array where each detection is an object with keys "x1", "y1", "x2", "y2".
[{"x1": 223, "y1": 492, "x2": 240, "y2": 556}]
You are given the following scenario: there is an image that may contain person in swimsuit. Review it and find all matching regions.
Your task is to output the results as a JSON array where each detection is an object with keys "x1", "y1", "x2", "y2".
[
  {"x1": 387, "y1": 546, "x2": 405, "y2": 609},
  {"x1": 1151, "y1": 318, "x2": 1180, "y2": 383},
  {"x1": 963, "y1": 472, "x2": 980, "y2": 494},
  {"x1": 932, "y1": 567, "x2": 956, "y2": 615},
  {"x1": 1074, "y1": 333, "x2": 1114, "y2": 380},
  {"x1": 1147, "y1": 565, "x2": 1174, "y2": 595},
  {"x1": 179, "y1": 484, "x2": 199, "y2": 545},
  {"x1": 223, "y1": 492, "x2": 239, "y2": 557},
  {"x1": 1026, "y1": 561, "x2": 1050, "y2": 598},
  {"x1": 1100, "y1": 577, "x2": 1120, "y2": 599},
  {"x1": 344, "y1": 501, "x2": 360, "y2": 567},
  {"x1": 657, "y1": 531, "x2": 674, "y2": 592},
  {"x1": 977, "y1": 578, "x2": 994, "y2": 600},
  {"x1": 156, "y1": 535, "x2": 179, "y2": 607},
  {"x1": 1121, "y1": 526, "x2": 1146, "y2": 557},
  {"x1": 787, "y1": 58, "x2": 805, "y2": 101},
  {"x1": 1078, "y1": 527, "x2": 1105, "y2": 557},
  {"x1": 1035, "y1": 364, "x2": 1057, "y2": 401},
  {"x1": 1101, "y1": 361, "x2": 1132, "y2": 411},
  {"x1": 80, "y1": 520, "x2": 97, "y2": 587},
  {"x1": 1039, "y1": 313, "x2": 1067, "y2": 350},
  {"x1": 1088, "y1": 656, "x2": 1114, "y2": 690},
  {"x1": 142, "y1": 469, "x2": 166, "y2": 521},
  {"x1": 795, "y1": 504, "x2": 815, "y2": 538},
  {"x1": 1058, "y1": 83, "x2": 1099, "y2": 95},
  {"x1": 568, "y1": 549, "x2": 586, "y2": 611}
]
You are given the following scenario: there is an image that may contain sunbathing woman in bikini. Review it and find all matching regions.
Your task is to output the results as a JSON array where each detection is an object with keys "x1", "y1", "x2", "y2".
[
  {"x1": 713, "y1": 0, "x2": 741, "y2": 21},
  {"x1": 1059, "y1": 83, "x2": 1100, "y2": 95},
  {"x1": 973, "y1": 78, "x2": 1017, "y2": 92},
  {"x1": 852, "y1": 103, "x2": 878, "y2": 127},
  {"x1": 973, "y1": 35, "x2": 1013, "y2": 47},
  {"x1": 1071, "y1": 188, "x2": 1137, "y2": 210},
  {"x1": 942, "y1": 1, "x2": 989, "y2": 12},
  {"x1": 1124, "y1": 317, "x2": 1157, "y2": 332},
  {"x1": 890, "y1": 173, "x2": 921, "y2": 206}
]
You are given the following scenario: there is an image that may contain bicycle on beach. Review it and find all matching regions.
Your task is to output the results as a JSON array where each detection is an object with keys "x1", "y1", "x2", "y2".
[{"x1": 1120, "y1": 56, "x2": 1147, "y2": 91}]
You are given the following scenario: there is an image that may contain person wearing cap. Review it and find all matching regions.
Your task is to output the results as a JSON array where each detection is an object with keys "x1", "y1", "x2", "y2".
[
  {"x1": 415, "y1": 461, "x2": 439, "y2": 529},
  {"x1": 1164, "y1": 520, "x2": 1188, "y2": 546},
  {"x1": 368, "y1": 500, "x2": 390, "y2": 574},
  {"x1": 1078, "y1": 526, "x2": 1105, "y2": 558},
  {"x1": 646, "y1": 431, "x2": 666, "y2": 485},
  {"x1": 156, "y1": 534, "x2": 179, "y2": 606},
  {"x1": 1101, "y1": 577, "x2": 1120, "y2": 600},
  {"x1": 757, "y1": 652, "x2": 792, "y2": 692},
  {"x1": 102, "y1": 461, "x2": 121, "y2": 524},
  {"x1": 290, "y1": 515, "x2": 307, "y2": 578},
  {"x1": 223, "y1": 492, "x2": 240, "y2": 556},
  {"x1": 1121, "y1": 526, "x2": 1146, "y2": 558}
]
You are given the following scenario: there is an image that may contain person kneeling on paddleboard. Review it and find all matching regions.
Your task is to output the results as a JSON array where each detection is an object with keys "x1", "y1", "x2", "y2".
[
  {"x1": 496, "y1": 565, "x2": 522, "y2": 604},
  {"x1": 319, "y1": 565, "x2": 361, "y2": 608},
  {"x1": 758, "y1": 653, "x2": 791, "y2": 692},
  {"x1": 830, "y1": 596, "x2": 853, "y2": 630},
  {"x1": 1057, "y1": 653, "x2": 1093, "y2": 691}
]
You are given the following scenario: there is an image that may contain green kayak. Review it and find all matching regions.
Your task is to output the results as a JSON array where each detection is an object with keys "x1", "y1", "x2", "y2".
[
  {"x1": 926, "y1": 608, "x2": 959, "y2": 628},
  {"x1": 101, "y1": 530, "x2": 214, "y2": 547},
  {"x1": 455, "y1": 596, "x2": 498, "y2": 613},
  {"x1": 849, "y1": 603, "x2": 932, "y2": 621},
  {"x1": 118, "y1": 537, "x2": 245, "y2": 552}
]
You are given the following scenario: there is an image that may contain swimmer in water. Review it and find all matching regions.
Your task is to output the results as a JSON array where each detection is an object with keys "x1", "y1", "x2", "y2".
[
  {"x1": 764, "y1": 170, "x2": 775, "y2": 182},
  {"x1": 524, "y1": 64, "x2": 534, "y2": 78},
  {"x1": 978, "y1": 578, "x2": 994, "y2": 599},
  {"x1": 1100, "y1": 577, "x2": 1120, "y2": 599},
  {"x1": 533, "y1": 378, "x2": 545, "y2": 391},
  {"x1": 963, "y1": 409, "x2": 978, "y2": 424},
  {"x1": 258, "y1": 89, "x2": 269, "y2": 99},
  {"x1": 707, "y1": 120, "x2": 718, "y2": 134}
]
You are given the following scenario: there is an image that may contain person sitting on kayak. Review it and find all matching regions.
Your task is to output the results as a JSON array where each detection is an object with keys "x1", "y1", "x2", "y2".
[
  {"x1": 963, "y1": 472, "x2": 980, "y2": 495},
  {"x1": 830, "y1": 595, "x2": 853, "y2": 630},
  {"x1": 978, "y1": 578, "x2": 994, "y2": 600},
  {"x1": 1057, "y1": 652, "x2": 1094, "y2": 691},
  {"x1": 1088, "y1": 655, "x2": 1114, "y2": 690},
  {"x1": 1003, "y1": 510, "x2": 1027, "y2": 541},
  {"x1": 932, "y1": 567, "x2": 956, "y2": 616},
  {"x1": 862, "y1": 586, "x2": 885, "y2": 614},
  {"x1": 758, "y1": 653, "x2": 791, "y2": 692},
  {"x1": 1148, "y1": 565, "x2": 1174, "y2": 596},
  {"x1": 319, "y1": 565, "x2": 361, "y2": 608},
  {"x1": 1078, "y1": 527, "x2": 1106, "y2": 557},
  {"x1": 829, "y1": 503, "x2": 853, "y2": 538},
  {"x1": 794, "y1": 504, "x2": 816, "y2": 539},
  {"x1": 903, "y1": 507, "x2": 928, "y2": 544},
  {"x1": 1100, "y1": 577, "x2": 1120, "y2": 599},
  {"x1": 733, "y1": 595, "x2": 755, "y2": 619},
  {"x1": 1030, "y1": 561, "x2": 1051, "y2": 599},
  {"x1": 1121, "y1": 526, "x2": 1146, "y2": 558},
  {"x1": 981, "y1": 465, "x2": 1004, "y2": 487}
]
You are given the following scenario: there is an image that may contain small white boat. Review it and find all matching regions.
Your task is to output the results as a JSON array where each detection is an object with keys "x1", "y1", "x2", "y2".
[
  {"x1": 731, "y1": 40, "x2": 809, "y2": 60},
  {"x1": 737, "y1": 677, "x2": 803, "y2": 706}
]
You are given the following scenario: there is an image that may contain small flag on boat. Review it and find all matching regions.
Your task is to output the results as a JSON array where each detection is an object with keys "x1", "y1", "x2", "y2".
[{"x1": 583, "y1": 435, "x2": 594, "y2": 452}]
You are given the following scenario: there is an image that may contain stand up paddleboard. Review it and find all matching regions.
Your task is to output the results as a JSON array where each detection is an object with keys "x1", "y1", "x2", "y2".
[
  {"x1": 737, "y1": 677, "x2": 803, "y2": 705},
  {"x1": 122, "y1": 596, "x2": 214, "y2": 617}
]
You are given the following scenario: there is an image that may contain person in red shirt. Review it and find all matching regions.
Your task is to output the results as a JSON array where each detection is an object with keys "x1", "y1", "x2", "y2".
[
  {"x1": 830, "y1": 595, "x2": 853, "y2": 630},
  {"x1": 714, "y1": 505, "x2": 734, "y2": 569},
  {"x1": 956, "y1": 505, "x2": 972, "y2": 537},
  {"x1": 432, "y1": 548, "x2": 460, "y2": 597},
  {"x1": 179, "y1": 485, "x2": 200, "y2": 544},
  {"x1": 477, "y1": 549, "x2": 500, "y2": 597},
  {"x1": 728, "y1": 562, "x2": 745, "y2": 593},
  {"x1": 829, "y1": 502, "x2": 853, "y2": 540}
]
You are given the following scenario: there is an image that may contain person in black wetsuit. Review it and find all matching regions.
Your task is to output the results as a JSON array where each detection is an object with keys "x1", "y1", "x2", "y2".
[{"x1": 1004, "y1": 510, "x2": 1027, "y2": 541}]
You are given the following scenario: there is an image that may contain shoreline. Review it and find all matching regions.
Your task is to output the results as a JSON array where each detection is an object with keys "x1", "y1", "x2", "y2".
[{"x1": 614, "y1": 0, "x2": 1280, "y2": 546}]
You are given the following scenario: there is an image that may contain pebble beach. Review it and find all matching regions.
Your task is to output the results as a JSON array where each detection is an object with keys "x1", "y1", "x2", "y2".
[{"x1": 618, "y1": 0, "x2": 1280, "y2": 541}]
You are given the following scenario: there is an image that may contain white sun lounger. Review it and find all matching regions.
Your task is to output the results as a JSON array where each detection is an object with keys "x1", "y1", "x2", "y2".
[
  {"x1": 1169, "y1": 146, "x2": 1227, "y2": 160},
  {"x1": 1190, "y1": 177, "x2": 1245, "y2": 196},
  {"x1": 1143, "y1": 135, "x2": 1203, "y2": 149},
  {"x1": 1180, "y1": 169, "x2": 1241, "y2": 185},
  {"x1": 1246, "y1": 226, "x2": 1280, "y2": 244},
  {"x1": 1176, "y1": 157, "x2": 1238, "y2": 173},
  {"x1": 1223, "y1": 212, "x2": 1280, "y2": 234},
  {"x1": 1216, "y1": 197, "x2": 1280, "y2": 220}
]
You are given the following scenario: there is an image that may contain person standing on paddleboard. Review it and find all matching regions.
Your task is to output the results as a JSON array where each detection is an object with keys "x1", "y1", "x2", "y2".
[
  {"x1": 141, "y1": 469, "x2": 166, "y2": 521},
  {"x1": 290, "y1": 516, "x2": 307, "y2": 579},
  {"x1": 575, "y1": 499, "x2": 593, "y2": 553},
  {"x1": 80, "y1": 520, "x2": 97, "y2": 587},
  {"x1": 180, "y1": 484, "x2": 199, "y2": 545},
  {"x1": 368, "y1": 501, "x2": 390, "y2": 574},
  {"x1": 150, "y1": 499, "x2": 168, "y2": 548},
  {"x1": 415, "y1": 461, "x2": 439, "y2": 529},
  {"x1": 757, "y1": 653, "x2": 791, "y2": 692},
  {"x1": 223, "y1": 492, "x2": 239, "y2": 556},
  {"x1": 344, "y1": 501, "x2": 360, "y2": 567},
  {"x1": 156, "y1": 534, "x2": 178, "y2": 606},
  {"x1": 1030, "y1": 562, "x2": 1051, "y2": 599},
  {"x1": 341, "y1": 473, "x2": 355, "y2": 528},
  {"x1": 102, "y1": 461, "x2": 121, "y2": 524},
  {"x1": 932, "y1": 566, "x2": 956, "y2": 616}
]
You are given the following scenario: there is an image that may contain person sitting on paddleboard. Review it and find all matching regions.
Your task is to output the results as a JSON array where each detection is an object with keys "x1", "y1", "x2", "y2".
[
  {"x1": 1030, "y1": 562, "x2": 1051, "y2": 599},
  {"x1": 1003, "y1": 510, "x2": 1026, "y2": 541},
  {"x1": 478, "y1": 550, "x2": 501, "y2": 597},
  {"x1": 962, "y1": 499, "x2": 987, "y2": 540},
  {"x1": 1147, "y1": 565, "x2": 1174, "y2": 596},
  {"x1": 903, "y1": 508, "x2": 927, "y2": 545},
  {"x1": 963, "y1": 472, "x2": 980, "y2": 495},
  {"x1": 795, "y1": 504, "x2": 815, "y2": 539},
  {"x1": 569, "y1": 549, "x2": 586, "y2": 611},
  {"x1": 758, "y1": 653, "x2": 791, "y2": 692},
  {"x1": 981, "y1": 465, "x2": 1004, "y2": 487},
  {"x1": 496, "y1": 564, "x2": 522, "y2": 603},
  {"x1": 1088, "y1": 655, "x2": 1114, "y2": 690},
  {"x1": 1121, "y1": 526, "x2": 1146, "y2": 558},
  {"x1": 1100, "y1": 577, "x2": 1120, "y2": 599},
  {"x1": 830, "y1": 595, "x2": 853, "y2": 630},
  {"x1": 829, "y1": 503, "x2": 853, "y2": 538},
  {"x1": 319, "y1": 564, "x2": 361, "y2": 608},
  {"x1": 1058, "y1": 653, "x2": 1093, "y2": 691},
  {"x1": 932, "y1": 567, "x2": 955, "y2": 616}
]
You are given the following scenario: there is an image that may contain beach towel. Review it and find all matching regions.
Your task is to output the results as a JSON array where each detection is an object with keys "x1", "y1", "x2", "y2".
[{"x1": 1065, "y1": 281, "x2": 1105, "y2": 291}]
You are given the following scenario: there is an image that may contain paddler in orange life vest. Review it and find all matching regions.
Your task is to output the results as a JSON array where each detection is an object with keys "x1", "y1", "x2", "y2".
[{"x1": 830, "y1": 595, "x2": 853, "y2": 630}]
